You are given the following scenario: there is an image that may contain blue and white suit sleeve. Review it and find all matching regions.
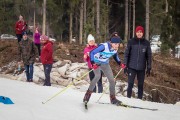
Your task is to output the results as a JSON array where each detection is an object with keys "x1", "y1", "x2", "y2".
[
  {"x1": 113, "y1": 53, "x2": 121, "y2": 65},
  {"x1": 90, "y1": 44, "x2": 105, "y2": 64}
]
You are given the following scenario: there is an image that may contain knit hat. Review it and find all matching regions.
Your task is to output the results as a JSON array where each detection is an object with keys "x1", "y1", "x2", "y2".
[
  {"x1": 22, "y1": 31, "x2": 27, "y2": 36},
  {"x1": 135, "y1": 26, "x2": 144, "y2": 34},
  {"x1": 41, "y1": 35, "x2": 49, "y2": 40},
  {"x1": 110, "y1": 37, "x2": 121, "y2": 43},
  {"x1": 87, "y1": 34, "x2": 95, "y2": 43}
]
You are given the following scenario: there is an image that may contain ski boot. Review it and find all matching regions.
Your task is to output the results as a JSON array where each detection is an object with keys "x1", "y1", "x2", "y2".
[
  {"x1": 110, "y1": 95, "x2": 122, "y2": 106},
  {"x1": 83, "y1": 90, "x2": 93, "y2": 103}
]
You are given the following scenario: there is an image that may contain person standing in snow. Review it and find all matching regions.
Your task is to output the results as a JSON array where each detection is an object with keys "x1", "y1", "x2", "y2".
[
  {"x1": 33, "y1": 28, "x2": 41, "y2": 56},
  {"x1": 40, "y1": 35, "x2": 53, "y2": 86},
  {"x1": 15, "y1": 15, "x2": 27, "y2": 43},
  {"x1": 18, "y1": 31, "x2": 39, "y2": 82},
  {"x1": 84, "y1": 34, "x2": 103, "y2": 93},
  {"x1": 123, "y1": 26, "x2": 152, "y2": 99},
  {"x1": 83, "y1": 36, "x2": 125, "y2": 105}
]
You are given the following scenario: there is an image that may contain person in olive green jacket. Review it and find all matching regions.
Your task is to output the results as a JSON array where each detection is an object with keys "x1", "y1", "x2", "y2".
[{"x1": 18, "y1": 31, "x2": 39, "y2": 82}]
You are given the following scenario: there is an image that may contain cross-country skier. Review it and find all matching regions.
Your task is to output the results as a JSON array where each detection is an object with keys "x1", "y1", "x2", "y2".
[{"x1": 83, "y1": 36, "x2": 125, "y2": 105}]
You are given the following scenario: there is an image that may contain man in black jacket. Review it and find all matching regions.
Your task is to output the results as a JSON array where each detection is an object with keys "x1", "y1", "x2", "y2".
[{"x1": 123, "y1": 26, "x2": 152, "y2": 99}]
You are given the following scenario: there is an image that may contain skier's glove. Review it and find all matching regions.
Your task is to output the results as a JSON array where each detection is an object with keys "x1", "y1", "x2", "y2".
[
  {"x1": 121, "y1": 63, "x2": 126, "y2": 69},
  {"x1": 146, "y1": 68, "x2": 151, "y2": 77},
  {"x1": 92, "y1": 64, "x2": 99, "y2": 70}
]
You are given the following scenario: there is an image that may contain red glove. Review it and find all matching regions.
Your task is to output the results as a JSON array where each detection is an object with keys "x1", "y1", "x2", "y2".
[
  {"x1": 92, "y1": 64, "x2": 99, "y2": 70},
  {"x1": 121, "y1": 64, "x2": 126, "y2": 69}
]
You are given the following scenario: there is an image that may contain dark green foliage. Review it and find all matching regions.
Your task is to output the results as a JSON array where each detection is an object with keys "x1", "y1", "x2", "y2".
[
  {"x1": 161, "y1": 0, "x2": 180, "y2": 53},
  {"x1": 0, "y1": 0, "x2": 179, "y2": 45}
]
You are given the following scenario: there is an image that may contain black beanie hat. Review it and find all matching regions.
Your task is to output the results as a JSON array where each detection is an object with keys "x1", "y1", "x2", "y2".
[
  {"x1": 22, "y1": 31, "x2": 28, "y2": 36},
  {"x1": 110, "y1": 37, "x2": 121, "y2": 43}
]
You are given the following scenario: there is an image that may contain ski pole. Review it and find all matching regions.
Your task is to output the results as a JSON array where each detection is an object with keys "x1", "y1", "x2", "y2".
[
  {"x1": 96, "y1": 68, "x2": 123, "y2": 103},
  {"x1": 42, "y1": 69, "x2": 93, "y2": 104}
]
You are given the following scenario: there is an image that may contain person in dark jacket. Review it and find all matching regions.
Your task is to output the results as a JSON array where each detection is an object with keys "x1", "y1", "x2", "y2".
[
  {"x1": 15, "y1": 15, "x2": 27, "y2": 43},
  {"x1": 40, "y1": 35, "x2": 53, "y2": 86},
  {"x1": 123, "y1": 26, "x2": 152, "y2": 99},
  {"x1": 18, "y1": 31, "x2": 38, "y2": 82}
]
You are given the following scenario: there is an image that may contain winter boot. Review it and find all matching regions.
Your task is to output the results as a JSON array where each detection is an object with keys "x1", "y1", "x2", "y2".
[
  {"x1": 83, "y1": 90, "x2": 93, "y2": 103},
  {"x1": 110, "y1": 95, "x2": 122, "y2": 105}
]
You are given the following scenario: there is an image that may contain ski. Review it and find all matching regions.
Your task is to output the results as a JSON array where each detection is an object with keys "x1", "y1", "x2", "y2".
[
  {"x1": 84, "y1": 101, "x2": 88, "y2": 110},
  {"x1": 97, "y1": 102, "x2": 158, "y2": 111}
]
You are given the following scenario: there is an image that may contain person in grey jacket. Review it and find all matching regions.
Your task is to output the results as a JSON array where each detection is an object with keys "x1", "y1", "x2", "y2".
[{"x1": 123, "y1": 26, "x2": 152, "y2": 99}]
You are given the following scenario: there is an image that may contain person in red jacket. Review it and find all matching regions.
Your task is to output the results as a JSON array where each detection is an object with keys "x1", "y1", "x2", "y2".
[
  {"x1": 40, "y1": 35, "x2": 53, "y2": 86},
  {"x1": 15, "y1": 15, "x2": 27, "y2": 43}
]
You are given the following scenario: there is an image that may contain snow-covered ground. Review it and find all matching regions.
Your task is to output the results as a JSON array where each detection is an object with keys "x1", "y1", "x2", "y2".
[{"x1": 0, "y1": 78, "x2": 180, "y2": 120}]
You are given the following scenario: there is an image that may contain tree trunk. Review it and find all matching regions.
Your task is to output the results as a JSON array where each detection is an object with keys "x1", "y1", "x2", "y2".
[
  {"x1": 165, "y1": 0, "x2": 168, "y2": 13},
  {"x1": 96, "y1": 0, "x2": 100, "y2": 41},
  {"x1": 69, "y1": 12, "x2": 73, "y2": 43},
  {"x1": 84, "y1": 0, "x2": 87, "y2": 44},
  {"x1": 124, "y1": 0, "x2": 128, "y2": 42},
  {"x1": 79, "y1": 0, "x2": 83, "y2": 44},
  {"x1": 42, "y1": 0, "x2": 46, "y2": 35},
  {"x1": 145, "y1": 0, "x2": 149, "y2": 40},
  {"x1": 128, "y1": 0, "x2": 131, "y2": 40},
  {"x1": 92, "y1": 0, "x2": 95, "y2": 29},
  {"x1": 106, "y1": 0, "x2": 109, "y2": 40},
  {"x1": 132, "y1": 0, "x2": 135, "y2": 38},
  {"x1": 75, "y1": 9, "x2": 78, "y2": 39},
  {"x1": 33, "y1": 0, "x2": 36, "y2": 32}
]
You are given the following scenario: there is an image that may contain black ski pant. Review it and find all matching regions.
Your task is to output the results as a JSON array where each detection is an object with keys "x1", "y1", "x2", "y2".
[
  {"x1": 16, "y1": 34, "x2": 22, "y2": 43},
  {"x1": 43, "y1": 64, "x2": 52, "y2": 86},
  {"x1": 127, "y1": 68, "x2": 145, "y2": 99},
  {"x1": 35, "y1": 43, "x2": 41, "y2": 56}
]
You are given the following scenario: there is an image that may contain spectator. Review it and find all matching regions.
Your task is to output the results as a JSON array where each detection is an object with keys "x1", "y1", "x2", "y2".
[
  {"x1": 15, "y1": 15, "x2": 27, "y2": 43},
  {"x1": 18, "y1": 31, "x2": 38, "y2": 82},
  {"x1": 40, "y1": 35, "x2": 53, "y2": 86},
  {"x1": 84, "y1": 34, "x2": 103, "y2": 93},
  {"x1": 123, "y1": 26, "x2": 152, "y2": 99},
  {"x1": 34, "y1": 28, "x2": 41, "y2": 56}
]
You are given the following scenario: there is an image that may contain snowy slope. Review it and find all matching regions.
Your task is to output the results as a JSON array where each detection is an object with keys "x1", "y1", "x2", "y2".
[{"x1": 0, "y1": 78, "x2": 180, "y2": 120}]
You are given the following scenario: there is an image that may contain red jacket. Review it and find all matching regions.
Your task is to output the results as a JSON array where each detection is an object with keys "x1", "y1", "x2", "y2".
[
  {"x1": 40, "y1": 41, "x2": 53, "y2": 64},
  {"x1": 15, "y1": 20, "x2": 27, "y2": 34}
]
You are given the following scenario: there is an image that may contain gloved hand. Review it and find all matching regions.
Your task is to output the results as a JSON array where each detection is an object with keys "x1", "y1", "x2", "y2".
[
  {"x1": 121, "y1": 63, "x2": 126, "y2": 69},
  {"x1": 146, "y1": 68, "x2": 151, "y2": 77},
  {"x1": 92, "y1": 64, "x2": 99, "y2": 70}
]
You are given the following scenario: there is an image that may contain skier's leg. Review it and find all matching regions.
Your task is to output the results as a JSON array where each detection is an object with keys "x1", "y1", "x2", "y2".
[
  {"x1": 84, "y1": 67, "x2": 101, "y2": 102},
  {"x1": 137, "y1": 70, "x2": 145, "y2": 99},
  {"x1": 101, "y1": 64, "x2": 121, "y2": 104},
  {"x1": 127, "y1": 68, "x2": 136, "y2": 98},
  {"x1": 88, "y1": 67, "x2": 101, "y2": 91},
  {"x1": 100, "y1": 64, "x2": 115, "y2": 95}
]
